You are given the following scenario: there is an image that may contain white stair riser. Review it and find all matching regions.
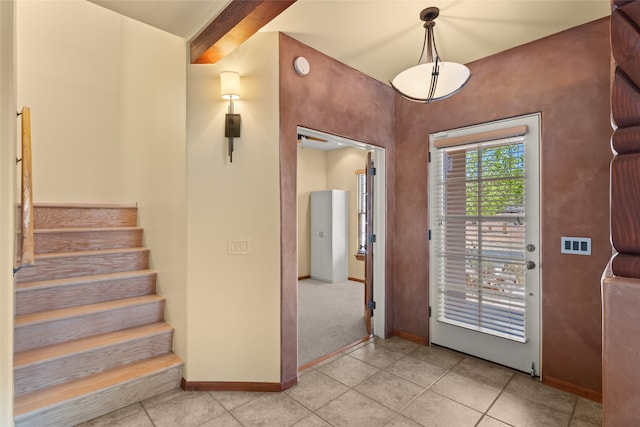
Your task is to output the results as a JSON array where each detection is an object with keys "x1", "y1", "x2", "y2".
[
  {"x1": 34, "y1": 207, "x2": 138, "y2": 229},
  {"x1": 15, "y1": 250, "x2": 149, "y2": 283},
  {"x1": 15, "y1": 301, "x2": 165, "y2": 352},
  {"x1": 34, "y1": 229, "x2": 143, "y2": 254},
  {"x1": 16, "y1": 273, "x2": 156, "y2": 315},
  {"x1": 14, "y1": 330, "x2": 173, "y2": 396}
]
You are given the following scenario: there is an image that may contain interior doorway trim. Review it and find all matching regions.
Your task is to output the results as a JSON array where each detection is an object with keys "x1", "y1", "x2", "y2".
[{"x1": 297, "y1": 127, "x2": 387, "y2": 338}]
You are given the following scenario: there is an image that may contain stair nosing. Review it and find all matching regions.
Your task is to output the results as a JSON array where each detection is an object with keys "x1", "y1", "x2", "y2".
[
  {"x1": 14, "y1": 322, "x2": 173, "y2": 368},
  {"x1": 16, "y1": 269, "x2": 156, "y2": 291},
  {"x1": 31, "y1": 202, "x2": 138, "y2": 209},
  {"x1": 14, "y1": 353, "x2": 183, "y2": 417},
  {"x1": 33, "y1": 247, "x2": 149, "y2": 260},
  {"x1": 15, "y1": 295, "x2": 165, "y2": 327},
  {"x1": 35, "y1": 227, "x2": 143, "y2": 234}
]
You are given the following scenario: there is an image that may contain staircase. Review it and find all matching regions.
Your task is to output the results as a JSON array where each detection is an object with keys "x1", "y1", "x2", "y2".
[{"x1": 13, "y1": 204, "x2": 183, "y2": 427}]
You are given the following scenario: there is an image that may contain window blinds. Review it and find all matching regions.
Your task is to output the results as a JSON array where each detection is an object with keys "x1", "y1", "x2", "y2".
[{"x1": 431, "y1": 135, "x2": 528, "y2": 342}]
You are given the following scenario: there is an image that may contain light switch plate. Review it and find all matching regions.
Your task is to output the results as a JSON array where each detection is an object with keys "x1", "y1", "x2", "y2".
[
  {"x1": 228, "y1": 237, "x2": 250, "y2": 255},
  {"x1": 561, "y1": 237, "x2": 591, "y2": 255}
]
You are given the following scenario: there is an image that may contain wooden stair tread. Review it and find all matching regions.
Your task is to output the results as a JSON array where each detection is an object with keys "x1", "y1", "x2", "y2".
[
  {"x1": 14, "y1": 353, "x2": 183, "y2": 416},
  {"x1": 14, "y1": 322, "x2": 173, "y2": 368},
  {"x1": 31, "y1": 202, "x2": 138, "y2": 209},
  {"x1": 33, "y1": 247, "x2": 148, "y2": 260},
  {"x1": 35, "y1": 227, "x2": 143, "y2": 234},
  {"x1": 15, "y1": 295, "x2": 164, "y2": 327},
  {"x1": 16, "y1": 269, "x2": 155, "y2": 291}
]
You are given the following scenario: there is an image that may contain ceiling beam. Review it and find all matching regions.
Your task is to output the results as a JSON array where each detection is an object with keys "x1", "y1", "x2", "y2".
[{"x1": 190, "y1": 0, "x2": 296, "y2": 64}]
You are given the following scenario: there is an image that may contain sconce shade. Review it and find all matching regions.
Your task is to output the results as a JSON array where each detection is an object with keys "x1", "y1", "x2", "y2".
[{"x1": 220, "y1": 71, "x2": 240, "y2": 100}]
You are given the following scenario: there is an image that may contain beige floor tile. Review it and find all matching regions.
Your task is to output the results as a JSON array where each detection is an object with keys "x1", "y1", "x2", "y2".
[
  {"x1": 349, "y1": 342, "x2": 407, "y2": 369},
  {"x1": 505, "y1": 373, "x2": 577, "y2": 414},
  {"x1": 209, "y1": 390, "x2": 265, "y2": 411},
  {"x1": 318, "y1": 354, "x2": 380, "y2": 387},
  {"x1": 401, "y1": 389, "x2": 483, "y2": 426},
  {"x1": 431, "y1": 371, "x2": 501, "y2": 412},
  {"x1": 75, "y1": 403, "x2": 152, "y2": 427},
  {"x1": 570, "y1": 419, "x2": 600, "y2": 427},
  {"x1": 286, "y1": 370, "x2": 350, "y2": 410},
  {"x1": 293, "y1": 413, "x2": 333, "y2": 426},
  {"x1": 199, "y1": 412, "x2": 243, "y2": 427},
  {"x1": 384, "y1": 414, "x2": 423, "y2": 426},
  {"x1": 488, "y1": 392, "x2": 571, "y2": 427},
  {"x1": 231, "y1": 393, "x2": 310, "y2": 427},
  {"x1": 452, "y1": 357, "x2": 515, "y2": 389},
  {"x1": 311, "y1": 352, "x2": 345, "y2": 369},
  {"x1": 385, "y1": 356, "x2": 447, "y2": 388},
  {"x1": 476, "y1": 415, "x2": 511, "y2": 427},
  {"x1": 316, "y1": 390, "x2": 396, "y2": 427},
  {"x1": 375, "y1": 336, "x2": 421, "y2": 354},
  {"x1": 354, "y1": 370, "x2": 425, "y2": 411},
  {"x1": 140, "y1": 388, "x2": 186, "y2": 409},
  {"x1": 408, "y1": 345, "x2": 464, "y2": 370},
  {"x1": 145, "y1": 392, "x2": 227, "y2": 427},
  {"x1": 572, "y1": 397, "x2": 602, "y2": 425}
]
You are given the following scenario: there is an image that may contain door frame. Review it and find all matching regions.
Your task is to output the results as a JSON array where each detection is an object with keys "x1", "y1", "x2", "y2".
[
  {"x1": 428, "y1": 113, "x2": 541, "y2": 375},
  {"x1": 297, "y1": 127, "x2": 386, "y2": 339}
]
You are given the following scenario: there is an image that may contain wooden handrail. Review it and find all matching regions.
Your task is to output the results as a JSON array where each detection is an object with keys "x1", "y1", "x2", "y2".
[{"x1": 15, "y1": 106, "x2": 34, "y2": 271}]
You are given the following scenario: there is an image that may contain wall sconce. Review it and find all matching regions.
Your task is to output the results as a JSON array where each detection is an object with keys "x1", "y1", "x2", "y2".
[{"x1": 220, "y1": 71, "x2": 241, "y2": 162}]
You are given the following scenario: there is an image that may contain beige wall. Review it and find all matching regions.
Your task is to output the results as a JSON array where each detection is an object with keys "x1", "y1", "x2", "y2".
[
  {"x1": 297, "y1": 147, "x2": 367, "y2": 280},
  {"x1": 296, "y1": 147, "x2": 326, "y2": 277},
  {"x1": 185, "y1": 32, "x2": 281, "y2": 382},
  {"x1": 16, "y1": 0, "x2": 188, "y2": 363},
  {"x1": 326, "y1": 148, "x2": 367, "y2": 280},
  {"x1": 0, "y1": 0, "x2": 16, "y2": 423},
  {"x1": 117, "y1": 15, "x2": 188, "y2": 362},
  {"x1": 17, "y1": 0, "x2": 123, "y2": 202}
]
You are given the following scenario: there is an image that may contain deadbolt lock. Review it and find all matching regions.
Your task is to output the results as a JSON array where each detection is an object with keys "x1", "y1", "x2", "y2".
[{"x1": 526, "y1": 244, "x2": 536, "y2": 252}]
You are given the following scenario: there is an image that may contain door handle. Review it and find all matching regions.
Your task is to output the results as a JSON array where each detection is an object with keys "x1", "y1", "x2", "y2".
[{"x1": 526, "y1": 261, "x2": 536, "y2": 270}]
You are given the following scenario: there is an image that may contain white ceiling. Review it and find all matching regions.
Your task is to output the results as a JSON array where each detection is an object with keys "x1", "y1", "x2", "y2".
[{"x1": 89, "y1": 0, "x2": 611, "y2": 85}]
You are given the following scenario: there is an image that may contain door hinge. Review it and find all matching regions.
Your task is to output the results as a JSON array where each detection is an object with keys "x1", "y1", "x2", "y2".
[
  {"x1": 428, "y1": 151, "x2": 431, "y2": 163},
  {"x1": 368, "y1": 300, "x2": 376, "y2": 310},
  {"x1": 368, "y1": 234, "x2": 376, "y2": 243},
  {"x1": 369, "y1": 166, "x2": 376, "y2": 176},
  {"x1": 429, "y1": 306, "x2": 432, "y2": 318},
  {"x1": 428, "y1": 229, "x2": 431, "y2": 240}
]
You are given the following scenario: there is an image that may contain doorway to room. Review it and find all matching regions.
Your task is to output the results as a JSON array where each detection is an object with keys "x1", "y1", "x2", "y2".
[
  {"x1": 296, "y1": 127, "x2": 386, "y2": 368},
  {"x1": 428, "y1": 113, "x2": 541, "y2": 375}
]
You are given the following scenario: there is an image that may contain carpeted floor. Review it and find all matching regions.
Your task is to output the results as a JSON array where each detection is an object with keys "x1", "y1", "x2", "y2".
[{"x1": 298, "y1": 278, "x2": 368, "y2": 367}]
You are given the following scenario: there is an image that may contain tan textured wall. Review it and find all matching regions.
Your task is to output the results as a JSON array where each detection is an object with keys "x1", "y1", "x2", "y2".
[
  {"x1": 394, "y1": 19, "x2": 610, "y2": 396},
  {"x1": 279, "y1": 33, "x2": 395, "y2": 386}
]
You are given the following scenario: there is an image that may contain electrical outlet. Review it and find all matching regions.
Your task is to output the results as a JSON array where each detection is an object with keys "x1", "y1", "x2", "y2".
[{"x1": 561, "y1": 237, "x2": 591, "y2": 255}]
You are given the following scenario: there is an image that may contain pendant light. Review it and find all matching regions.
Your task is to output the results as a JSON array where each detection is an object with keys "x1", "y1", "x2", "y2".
[{"x1": 390, "y1": 7, "x2": 471, "y2": 103}]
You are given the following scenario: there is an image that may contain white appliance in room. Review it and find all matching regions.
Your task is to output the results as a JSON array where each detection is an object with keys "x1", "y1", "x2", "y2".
[{"x1": 310, "y1": 190, "x2": 348, "y2": 283}]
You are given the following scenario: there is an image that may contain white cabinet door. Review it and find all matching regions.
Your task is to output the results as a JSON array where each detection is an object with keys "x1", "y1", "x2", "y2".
[{"x1": 311, "y1": 190, "x2": 348, "y2": 282}]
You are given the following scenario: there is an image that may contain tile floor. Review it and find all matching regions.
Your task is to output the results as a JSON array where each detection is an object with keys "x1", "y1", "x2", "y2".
[{"x1": 78, "y1": 336, "x2": 602, "y2": 427}]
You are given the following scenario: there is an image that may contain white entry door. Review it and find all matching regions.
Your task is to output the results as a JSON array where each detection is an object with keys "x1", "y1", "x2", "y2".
[{"x1": 429, "y1": 113, "x2": 541, "y2": 375}]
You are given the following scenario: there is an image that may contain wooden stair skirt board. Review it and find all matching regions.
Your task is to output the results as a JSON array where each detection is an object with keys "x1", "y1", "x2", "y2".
[{"x1": 14, "y1": 203, "x2": 183, "y2": 426}]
